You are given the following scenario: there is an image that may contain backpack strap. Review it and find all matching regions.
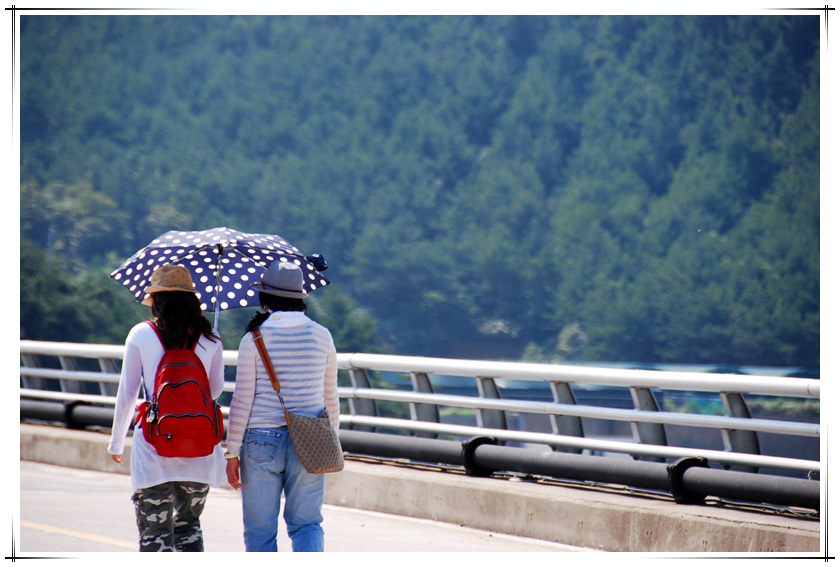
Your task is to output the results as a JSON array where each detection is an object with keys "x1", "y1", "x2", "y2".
[
  {"x1": 142, "y1": 320, "x2": 161, "y2": 403},
  {"x1": 146, "y1": 320, "x2": 162, "y2": 345},
  {"x1": 146, "y1": 320, "x2": 200, "y2": 351},
  {"x1": 184, "y1": 327, "x2": 201, "y2": 351}
]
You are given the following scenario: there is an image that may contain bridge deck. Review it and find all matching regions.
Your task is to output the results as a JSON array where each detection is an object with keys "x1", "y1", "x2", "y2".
[
  {"x1": 19, "y1": 460, "x2": 583, "y2": 553},
  {"x1": 18, "y1": 423, "x2": 822, "y2": 554}
]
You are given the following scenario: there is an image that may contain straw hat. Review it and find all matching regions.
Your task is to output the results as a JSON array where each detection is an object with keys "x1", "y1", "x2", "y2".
[
  {"x1": 249, "y1": 261, "x2": 308, "y2": 299},
  {"x1": 141, "y1": 264, "x2": 198, "y2": 306}
]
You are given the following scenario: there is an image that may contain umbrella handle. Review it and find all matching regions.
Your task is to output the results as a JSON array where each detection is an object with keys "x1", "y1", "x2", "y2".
[{"x1": 213, "y1": 244, "x2": 223, "y2": 332}]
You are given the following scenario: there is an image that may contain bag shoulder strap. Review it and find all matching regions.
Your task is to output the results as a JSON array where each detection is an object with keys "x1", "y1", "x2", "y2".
[{"x1": 251, "y1": 329, "x2": 285, "y2": 404}]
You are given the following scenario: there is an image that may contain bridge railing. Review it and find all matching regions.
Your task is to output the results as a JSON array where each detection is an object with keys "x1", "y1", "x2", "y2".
[{"x1": 20, "y1": 340, "x2": 820, "y2": 476}]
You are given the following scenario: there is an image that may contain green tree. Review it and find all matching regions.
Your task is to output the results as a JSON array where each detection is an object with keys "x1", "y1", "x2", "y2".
[
  {"x1": 21, "y1": 178, "x2": 127, "y2": 269},
  {"x1": 309, "y1": 286, "x2": 385, "y2": 353},
  {"x1": 18, "y1": 15, "x2": 820, "y2": 366},
  {"x1": 20, "y1": 241, "x2": 146, "y2": 343}
]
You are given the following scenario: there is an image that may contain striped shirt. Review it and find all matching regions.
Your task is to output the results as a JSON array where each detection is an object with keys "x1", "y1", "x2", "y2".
[{"x1": 226, "y1": 311, "x2": 339, "y2": 458}]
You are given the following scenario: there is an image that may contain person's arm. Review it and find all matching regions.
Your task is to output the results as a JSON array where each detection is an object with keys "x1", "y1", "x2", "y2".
[
  {"x1": 324, "y1": 334, "x2": 340, "y2": 432},
  {"x1": 225, "y1": 333, "x2": 257, "y2": 458},
  {"x1": 226, "y1": 456, "x2": 242, "y2": 489},
  {"x1": 108, "y1": 327, "x2": 144, "y2": 462}
]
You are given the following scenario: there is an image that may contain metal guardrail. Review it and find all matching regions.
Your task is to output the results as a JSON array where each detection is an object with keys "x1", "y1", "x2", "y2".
[{"x1": 20, "y1": 340, "x2": 820, "y2": 476}]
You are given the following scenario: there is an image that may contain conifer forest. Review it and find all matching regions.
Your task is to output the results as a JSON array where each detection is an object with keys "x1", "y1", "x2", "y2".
[{"x1": 19, "y1": 15, "x2": 820, "y2": 369}]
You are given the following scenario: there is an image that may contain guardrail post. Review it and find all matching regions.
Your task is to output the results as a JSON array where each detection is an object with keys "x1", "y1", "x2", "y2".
[
  {"x1": 549, "y1": 382, "x2": 583, "y2": 454},
  {"x1": 720, "y1": 392, "x2": 760, "y2": 473},
  {"x1": 98, "y1": 359, "x2": 120, "y2": 396},
  {"x1": 348, "y1": 368, "x2": 378, "y2": 432},
  {"x1": 58, "y1": 356, "x2": 83, "y2": 394},
  {"x1": 629, "y1": 387, "x2": 668, "y2": 462},
  {"x1": 475, "y1": 377, "x2": 506, "y2": 445},
  {"x1": 20, "y1": 353, "x2": 44, "y2": 390},
  {"x1": 410, "y1": 372, "x2": 440, "y2": 439}
]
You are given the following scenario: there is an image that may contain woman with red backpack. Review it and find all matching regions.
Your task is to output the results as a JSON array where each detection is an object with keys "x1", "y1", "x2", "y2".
[{"x1": 108, "y1": 264, "x2": 226, "y2": 552}]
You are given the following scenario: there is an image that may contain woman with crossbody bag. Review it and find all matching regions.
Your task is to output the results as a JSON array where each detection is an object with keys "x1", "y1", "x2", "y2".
[{"x1": 225, "y1": 261, "x2": 339, "y2": 552}]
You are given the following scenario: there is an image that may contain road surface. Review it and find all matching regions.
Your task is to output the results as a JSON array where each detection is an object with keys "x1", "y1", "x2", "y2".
[{"x1": 18, "y1": 460, "x2": 590, "y2": 553}]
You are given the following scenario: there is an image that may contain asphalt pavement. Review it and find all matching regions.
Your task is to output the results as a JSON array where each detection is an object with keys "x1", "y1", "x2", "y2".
[{"x1": 18, "y1": 460, "x2": 589, "y2": 554}]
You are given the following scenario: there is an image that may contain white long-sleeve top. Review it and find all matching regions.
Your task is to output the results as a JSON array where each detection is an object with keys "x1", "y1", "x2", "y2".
[
  {"x1": 108, "y1": 321, "x2": 227, "y2": 492},
  {"x1": 226, "y1": 311, "x2": 339, "y2": 458}
]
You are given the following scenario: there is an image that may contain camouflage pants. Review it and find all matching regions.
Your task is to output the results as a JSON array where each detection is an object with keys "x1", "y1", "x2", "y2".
[{"x1": 131, "y1": 481, "x2": 209, "y2": 552}]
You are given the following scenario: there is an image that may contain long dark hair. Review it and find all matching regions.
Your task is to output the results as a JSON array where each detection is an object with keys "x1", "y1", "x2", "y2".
[
  {"x1": 151, "y1": 291, "x2": 217, "y2": 350},
  {"x1": 243, "y1": 292, "x2": 307, "y2": 335}
]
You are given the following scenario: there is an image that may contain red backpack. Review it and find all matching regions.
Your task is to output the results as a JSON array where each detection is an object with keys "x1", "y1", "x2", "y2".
[{"x1": 135, "y1": 322, "x2": 224, "y2": 458}]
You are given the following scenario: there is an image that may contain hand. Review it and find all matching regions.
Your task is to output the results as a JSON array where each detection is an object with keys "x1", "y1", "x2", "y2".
[
  {"x1": 111, "y1": 454, "x2": 123, "y2": 465},
  {"x1": 226, "y1": 457, "x2": 241, "y2": 489}
]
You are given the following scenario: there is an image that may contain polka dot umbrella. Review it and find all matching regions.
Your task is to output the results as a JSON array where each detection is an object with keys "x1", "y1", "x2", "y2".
[{"x1": 110, "y1": 227, "x2": 329, "y2": 329}]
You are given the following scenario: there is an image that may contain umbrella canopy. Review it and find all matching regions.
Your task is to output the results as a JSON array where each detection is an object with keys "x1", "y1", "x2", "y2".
[{"x1": 111, "y1": 227, "x2": 329, "y2": 328}]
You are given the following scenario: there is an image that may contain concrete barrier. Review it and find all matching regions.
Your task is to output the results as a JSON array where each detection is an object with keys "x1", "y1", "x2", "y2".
[{"x1": 19, "y1": 423, "x2": 820, "y2": 553}]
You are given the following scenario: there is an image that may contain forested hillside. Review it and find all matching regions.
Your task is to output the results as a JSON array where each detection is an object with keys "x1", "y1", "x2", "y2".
[{"x1": 19, "y1": 15, "x2": 820, "y2": 367}]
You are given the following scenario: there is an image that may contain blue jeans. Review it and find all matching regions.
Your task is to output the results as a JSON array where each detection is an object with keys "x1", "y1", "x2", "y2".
[{"x1": 240, "y1": 427, "x2": 326, "y2": 552}]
